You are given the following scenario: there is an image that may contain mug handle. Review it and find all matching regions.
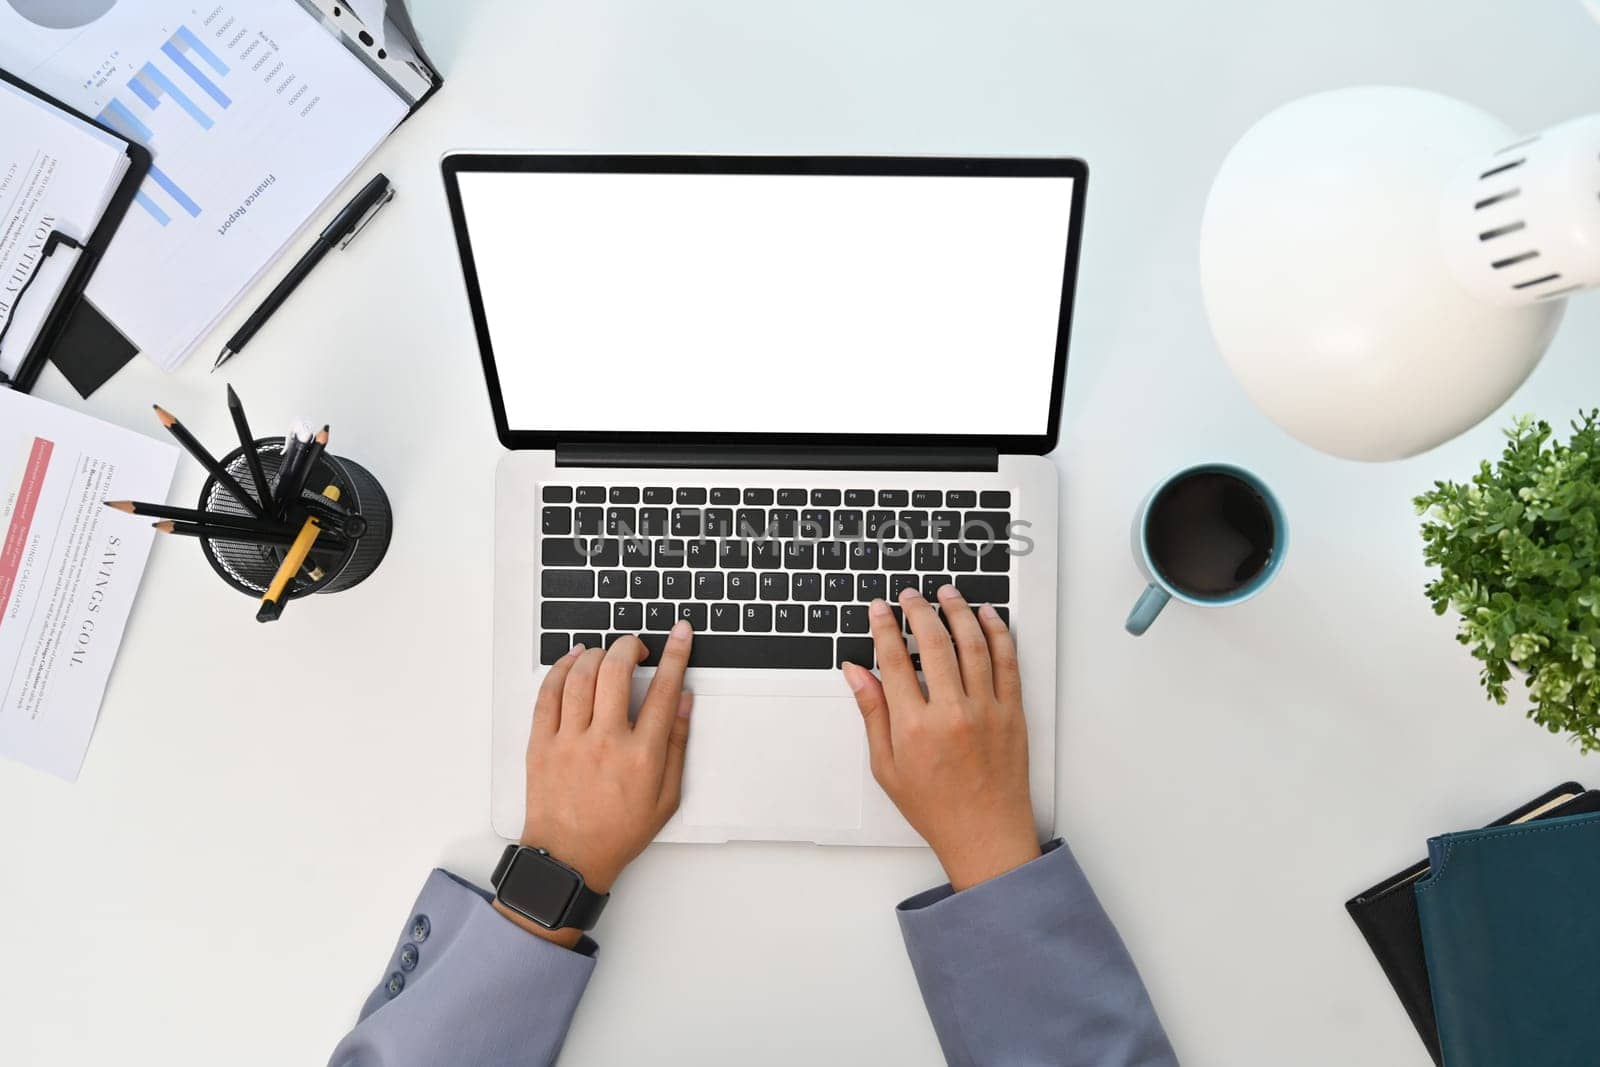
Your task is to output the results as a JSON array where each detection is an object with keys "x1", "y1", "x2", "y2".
[{"x1": 1125, "y1": 584, "x2": 1171, "y2": 636}]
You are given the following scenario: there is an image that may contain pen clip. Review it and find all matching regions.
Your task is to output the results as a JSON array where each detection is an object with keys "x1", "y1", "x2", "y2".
[{"x1": 339, "y1": 187, "x2": 396, "y2": 250}]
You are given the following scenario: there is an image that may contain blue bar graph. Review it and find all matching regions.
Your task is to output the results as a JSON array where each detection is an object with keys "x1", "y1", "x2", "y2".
[
  {"x1": 147, "y1": 165, "x2": 202, "y2": 218},
  {"x1": 134, "y1": 191, "x2": 172, "y2": 227},
  {"x1": 98, "y1": 98, "x2": 152, "y2": 144},
  {"x1": 172, "y1": 26, "x2": 228, "y2": 75},
  {"x1": 162, "y1": 40, "x2": 230, "y2": 108},
  {"x1": 130, "y1": 62, "x2": 214, "y2": 130}
]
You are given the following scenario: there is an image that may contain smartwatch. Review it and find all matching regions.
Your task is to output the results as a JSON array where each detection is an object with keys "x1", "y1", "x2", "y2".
[{"x1": 491, "y1": 844, "x2": 609, "y2": 931}]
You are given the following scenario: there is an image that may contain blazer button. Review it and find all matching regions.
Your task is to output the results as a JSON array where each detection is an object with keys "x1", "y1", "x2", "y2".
[
  {"x1": 385, "y1": 972, "x2": 405, "y2": 998},
  {"x1": 399, "y1": 943, "x2": 420, "y2": 972},
  {"x1": 409, "y1": 914, "x2": 430, "y2": 942}
]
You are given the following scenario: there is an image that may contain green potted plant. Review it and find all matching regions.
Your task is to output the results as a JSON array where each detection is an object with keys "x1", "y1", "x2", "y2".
[{"x1": 1416, "y1": 412, "x2": 1600, "y2": 751}]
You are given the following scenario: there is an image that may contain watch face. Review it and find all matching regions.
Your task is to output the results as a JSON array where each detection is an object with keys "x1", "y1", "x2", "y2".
[{"x1": 501, "y1": 850, "x2": 582, "y2": 927}]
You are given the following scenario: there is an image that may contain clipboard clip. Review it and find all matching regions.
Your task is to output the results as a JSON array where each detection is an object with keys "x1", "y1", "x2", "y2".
[
  {"x1": 0, "y1": 230, "x2": 83, "y2": 386},
  {"x1": 339, "y1": 187, "x2": 396, "y2": 250}
]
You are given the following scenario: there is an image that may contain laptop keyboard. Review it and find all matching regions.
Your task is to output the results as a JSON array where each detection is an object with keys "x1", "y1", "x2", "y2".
[{"x1": 537, "y1": 484, "x2": 1015, "y2": 670}]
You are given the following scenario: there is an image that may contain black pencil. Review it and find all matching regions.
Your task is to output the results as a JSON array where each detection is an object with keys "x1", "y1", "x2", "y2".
[
  {"x1": 277, "y1": 425, "x2": 327, "y2": 521},
  {"x1": 153, "y1": 519, "x2": 348, "y2": 552},
  {"x1": 106, "y1": 500, "x2": 291, "y2": 536},
  {"x1": 153, "y1": 404, "x2": 271, "y2": 521},
  {"x1": 226, "y1": 385, "x2": 273, "y2": 512}
]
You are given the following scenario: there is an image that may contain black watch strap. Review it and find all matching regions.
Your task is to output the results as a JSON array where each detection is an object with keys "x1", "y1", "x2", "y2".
[{"x1": 492, "y1": 844, "x2": 609, "y2": 931}]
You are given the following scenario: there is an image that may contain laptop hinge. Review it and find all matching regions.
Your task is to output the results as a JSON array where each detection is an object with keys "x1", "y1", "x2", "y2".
[{"x1": 556, "y1": 443, "x2": 998, "y2": 472}]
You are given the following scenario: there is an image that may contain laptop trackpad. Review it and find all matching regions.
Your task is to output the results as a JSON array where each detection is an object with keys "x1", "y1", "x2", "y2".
[{"x1": 681, "y1": 696, "x2": 864, "y2": 833}]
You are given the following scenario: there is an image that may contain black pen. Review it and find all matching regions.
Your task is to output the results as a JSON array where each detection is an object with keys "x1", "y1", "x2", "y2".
[{"x1": 212, "y1": 173, "x2": 395, "y2": 372}]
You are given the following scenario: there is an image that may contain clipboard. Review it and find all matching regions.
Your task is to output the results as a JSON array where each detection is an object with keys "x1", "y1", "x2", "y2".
[{"x1": 0, "y1": 66, "x2": 151, "y2": 396}]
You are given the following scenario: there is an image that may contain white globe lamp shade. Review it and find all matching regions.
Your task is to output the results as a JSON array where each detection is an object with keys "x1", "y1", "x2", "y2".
[{"x1": 1200, "y1": 87, "x2": 1572, "y2": 461}]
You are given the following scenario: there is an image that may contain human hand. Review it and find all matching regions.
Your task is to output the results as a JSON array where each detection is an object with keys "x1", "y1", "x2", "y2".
[
  {"x1": 842, "y1": 585, "x2": 1039, "y2": 891},
  {"x1": 495, "y1": 621, "x2": 694, "y2": 946}
]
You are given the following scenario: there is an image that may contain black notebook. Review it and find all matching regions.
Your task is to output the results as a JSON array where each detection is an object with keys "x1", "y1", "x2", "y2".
[{"x1": 1345, "y1": 782, "x2": 1600, "y2": 1065}]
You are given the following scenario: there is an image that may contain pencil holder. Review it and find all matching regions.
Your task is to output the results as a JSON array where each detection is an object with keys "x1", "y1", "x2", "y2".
[{"x1": 198, "y1": 439, "x2": 393, "y2": 603}]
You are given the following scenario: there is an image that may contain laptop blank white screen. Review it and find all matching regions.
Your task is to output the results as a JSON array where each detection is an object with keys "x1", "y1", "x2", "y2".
[{"x1": 455, "y1": 169, "x2": 1076, "y2": 437}]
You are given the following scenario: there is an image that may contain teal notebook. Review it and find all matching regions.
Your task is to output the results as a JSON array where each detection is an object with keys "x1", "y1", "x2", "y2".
[{"x1": 1415, "y1": 810, "x2": 1600, "y2": 1067}]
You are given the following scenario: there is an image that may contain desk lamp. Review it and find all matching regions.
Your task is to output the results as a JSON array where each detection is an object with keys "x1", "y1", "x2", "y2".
[{"x1": 1200, "y1": 87, "x2": 1600, "y2": 461}]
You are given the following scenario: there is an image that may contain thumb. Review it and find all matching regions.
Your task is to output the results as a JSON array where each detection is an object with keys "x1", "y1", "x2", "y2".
[
  {"x1": 843, "y1": 662, "x2": 894, "y2": 784},
  {"x1": 657, "y1": 690, "x2": 693, "y2": 818}
]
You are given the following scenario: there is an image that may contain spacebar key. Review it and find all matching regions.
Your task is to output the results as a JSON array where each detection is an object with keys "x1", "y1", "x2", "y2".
[{"x1": 637, "y1": 634, "x2": 832, "y2": 669}]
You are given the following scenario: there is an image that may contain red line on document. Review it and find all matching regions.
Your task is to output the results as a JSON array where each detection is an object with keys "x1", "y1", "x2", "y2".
[{"x1": 0, "y1": 437, "x2": 55, "y2": 627}]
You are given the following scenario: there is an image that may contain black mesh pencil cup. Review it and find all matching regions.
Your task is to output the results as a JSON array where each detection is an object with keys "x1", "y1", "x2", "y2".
[{"x1": 199, "y1": 439, "x2": 392, "y2": 603}]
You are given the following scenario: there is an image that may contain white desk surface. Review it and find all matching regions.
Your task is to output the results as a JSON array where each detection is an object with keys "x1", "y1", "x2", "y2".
[{"x1": 5, "y1": 1, "x2": 1599, "y2": 1063}]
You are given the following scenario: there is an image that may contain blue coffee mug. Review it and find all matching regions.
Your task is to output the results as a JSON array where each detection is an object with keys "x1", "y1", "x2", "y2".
[{"x1": 1125, "y1": 463, "x2": 1287, "y2": 636}]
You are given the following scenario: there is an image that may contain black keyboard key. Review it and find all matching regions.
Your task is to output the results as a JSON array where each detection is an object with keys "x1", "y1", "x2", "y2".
[
  {"x1": 882, "y1": 542, "x2": 913, "y2": 571},
  {"x1": 686, "y1": 540, "x2": 717, "y2": 568},
  {"x1": 662, "y1": 571, "x2": 692, "y2": 599},
  {"x1": 596, "y1": 570, "x2": 627, "y2": 598},
  {"x1": 635, "y1": 632, "x2": 830, "y2": 668},
  {"x1": 753, "y1": 541, "x2": 783, "y2": 569},
  {"x1": 981, "y1": 545, "x2": 1011, "y2": 573},
  {"x1": 622, "y1": 539, "x2": 652, "y2": 568},
  {"x1": 775, "y1": 604, "x2": 805, "y2": 633},
  {"x1": 543, "y1": 486, "x2": 574, "y2": 504},
  {"x1": 800, "y1": 509, "x2": 831, "y2": 538},
  {"x1": 736, "y1": 509, "x2": 767, "y2": 537},
  {"x1": 677, "y1": 603, "x2": 708, "y2": 630},
  {"x1": 892, "y1": 605, "x2": 907, "y2": 632},
  {"x1": 743, "y1": 488, "x2": 775, "y2": 506},
  {"x1": 710, "y1": 603, "x2": 740, "y2": 632},
  {"x1": 586, "y1": 539, "x2": 621, "y2": 567},
  {"x1": 614, "y1": 602, "x2": 643, "y2": 630},
  {"x1": 539, "y1": 633, "x2": 570, "y2": 664},
  {"x1": 575, "y1": 507, "x2": 603, "y2": 535},
  {"x1": 922, "y1": 573, "x2": 953, "y2": 600},
  {"x1": 694, "y1": 572, "x2": 724, "y2": 600},
  {"x1": 898, "y1": 510, "x2": 929, "y2": 538},
  {"x1": 742, "y1": 603, "x2": 773, "y2": 632},
  {"x1": 542, "y1": 569, "x2": 595, "y2": 598},
  {"x1": 575, "y1": 632, "x2": 603, "y2": 650},
  {"x1": 604, "y1": 633, "x2": 629, "y2": 649},
  {"x1": 980, "y1": 491, "x2": 1011, "y2": 508},
  {"x1": 946, "y1": 490, "x2": 977, "y2": 508},
  {"x1": 542, "y1": 506, "x2": 573, "y2": 535},
  {"x1": 783, "y1": 542, "x2": 815, "y2": 569},
  {"x1": 808, "y1": 605, "x2": 837, "y2": 633},
  {"x1": 727, "y1": 571, "x2": 757, "y2": 600},
  {"x1": 835, "y1": 509, "x2": 863, "y2": 537},
  {"x1": 993, "y1": 606, "x2": 1011, "y2": 626},
  {"x1": 932, "y1": 510, "x2": 962, "y2": 539},
  {"x1": 889, "y1": 574, "x2": 918, "y2": 599},
  {"x1": 671, "y1": 509, "x2": 703, "y2": 536},
  {"x1": 810, "y1": 489, "x2": 842, "y2": 507},
  {"x1": 849, "y1": 542, "x2": 880, "y2": 570},
  {"x1": 878, "y1": 489, "x2": 909, "y2": 507},
  {"x1": 639, "y1": 508, "x2": 669, "y2": 537},
  {"x1": 825, "y1": 574, "x2": 854, "y2": 602},
  {"x1": 542, "y1": 601, "x2": 609, "y2": 630},
  {"x1": 759, "y1": 573, "x2": 789, "y2": 601},
  {"x1": 949, "y1": 545, "x2": 980, "y2": 572},
  {"x1": 609, "y1": 486, "x2": 640, "y2": 504},
  {"x1": 776, "y1": 488, "x2": 807, "y2": 506},
  {"x1": 913, "y1": 490, "x2": 942, "y2": 508},
  {"x1": 645, "y1": 602, "x2": 674, "y2": 630},
  {"x1": 769, "y1": 509, "x2": 798, "y2": 537},
  {"x1": 704, "y1": 508, "x2": 734, "y2": 536},
  {"x1": 954, "y1": 575, "x2": 1010, "y2": 603},
  {"x1": 857, "y1": 573, "x2": 887, "y2": 601},
  {"x1": 837, "y1": 636, "x2": 874, "y2": 668},
  {"x1": 630, "y1": 571, "x2": 660, "y2": 599},
  {"x1": 606, "y1": 506, "x2": 637, "y2": 536},
  {"x1": 676, "y1": 487, "x2": 707, "y2": 505},
  {"x1": 865, "y1": 510, "x2": 896, "y2": 537},
  {"x1": 817, "y1": 542, "x2": 849, "y2": 570},
  {"x1": 542, "y1": 538, "x2": 587, "y2": 566},
  {"x1": 576, "y1": 486, "x2": 606, "y2": 503},
  {"x1": 654, "y1": 539, "x2": 687, "y2": 566},
  {"x1": 793, "y1": 573, "x2": 822, "y2": 601},
  {"x1": 840, "y1": 605, "x2": 869, "y2": 634},
  {"x1": 710, "y1": 487, "x2": 740, "y2": 505},
  {"x1": 719, "y1": 540, "x2": 750, "y2": 569},
  {"x1": 962, "y1": 511, "x2": 1011, "y2": 542},
  {"x1": 845, "y1": 489, "x2": 875, "y2": 507},
  {"x1": 915, "y1": 543, "x2": 944, "y2": 571},
  {"x1": 643, "y1": 486, "x2": 673, "y2": 504}
]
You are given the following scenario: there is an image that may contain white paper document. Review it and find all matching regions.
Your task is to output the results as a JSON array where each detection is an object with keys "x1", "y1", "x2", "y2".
[
  {"x1": 0, "y1": 390, "x2": 177, "y2": 780},
  {"x1": 0, "y1": 1, "x2": 409, "y2": 371},
  {"x1": 0, "y1": 78, "x2": 131, "y2": 380}
]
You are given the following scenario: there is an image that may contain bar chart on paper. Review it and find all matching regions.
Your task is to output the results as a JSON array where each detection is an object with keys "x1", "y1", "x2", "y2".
[{"x1": 0, "y1": 1, "x2": 408, "y2": 371}]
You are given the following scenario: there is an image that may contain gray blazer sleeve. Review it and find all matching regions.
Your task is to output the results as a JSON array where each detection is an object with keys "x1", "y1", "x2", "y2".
[
  {"x1": 328, "y1": 869, "x2": 596, "y2": 1067},
  {"x1": 897, "y1": 839, "x2": 1178, "y2": 1066}
]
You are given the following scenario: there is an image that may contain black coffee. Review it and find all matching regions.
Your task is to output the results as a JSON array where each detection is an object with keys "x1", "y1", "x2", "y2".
[{"x1": 1146, "y1": 471, "x2": 1274, "y2": 598}]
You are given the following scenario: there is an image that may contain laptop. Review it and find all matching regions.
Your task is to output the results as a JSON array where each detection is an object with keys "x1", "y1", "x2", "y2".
[{"x1": 441, "y1": 155, "x2": 1087, "y2": 846}]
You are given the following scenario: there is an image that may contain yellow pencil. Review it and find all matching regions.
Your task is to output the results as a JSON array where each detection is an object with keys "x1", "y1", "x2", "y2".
[{"x1": 256, "y1": 485, "x2": 341, "y2": 623}]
